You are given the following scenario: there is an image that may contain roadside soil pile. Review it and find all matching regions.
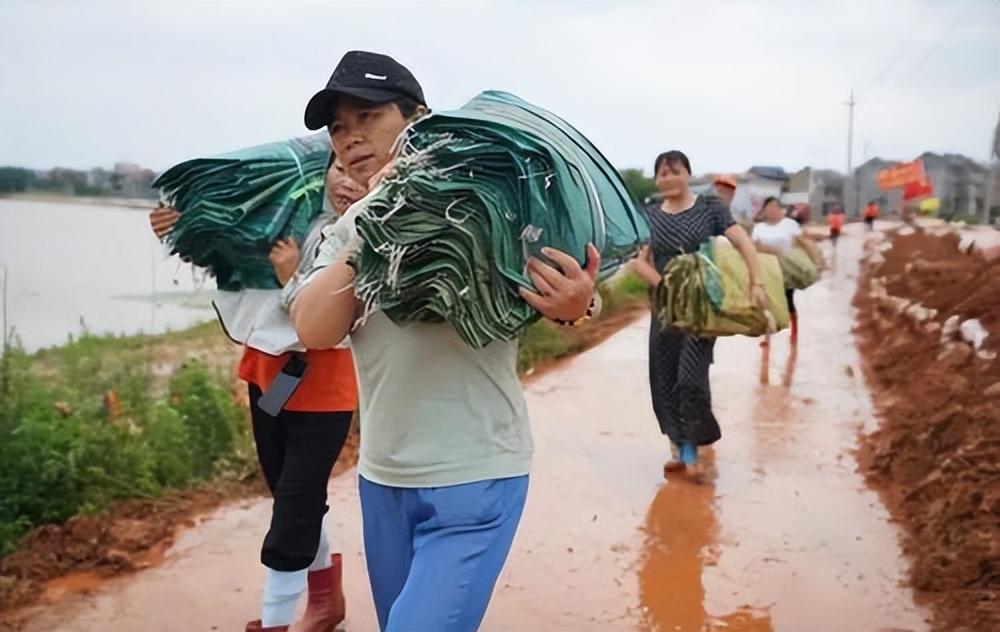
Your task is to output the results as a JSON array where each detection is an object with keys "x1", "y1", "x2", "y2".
[
  {"x1": 0, "y1": 478, "x2": 263, "y2": 628},
  {"x1": 854, "y1": 226, "x2": 1000, "y2": 631}
]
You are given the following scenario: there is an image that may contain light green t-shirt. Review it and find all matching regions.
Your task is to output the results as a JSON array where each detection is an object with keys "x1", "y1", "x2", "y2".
[
  {"x1": 351, "y1": 311, "x2": 533, "y2": 488},
  {"x1": 302, "y1": 206, "x2": 533, "y2": 487}
]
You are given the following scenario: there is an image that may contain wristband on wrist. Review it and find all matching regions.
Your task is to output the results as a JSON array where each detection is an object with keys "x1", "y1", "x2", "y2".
[{"x1": 554, "y1": 294, "x2": 598, "y2": 327}]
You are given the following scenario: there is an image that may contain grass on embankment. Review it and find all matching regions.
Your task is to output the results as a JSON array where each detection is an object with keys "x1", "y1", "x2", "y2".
[{"x1": 0, "y1": 272, "x2": 649, "y2": 556}]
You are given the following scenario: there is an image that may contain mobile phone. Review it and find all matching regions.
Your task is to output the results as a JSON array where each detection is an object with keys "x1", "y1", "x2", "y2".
[{"x1": 257, "y1": 354, "x2": 309, "y2": 417}]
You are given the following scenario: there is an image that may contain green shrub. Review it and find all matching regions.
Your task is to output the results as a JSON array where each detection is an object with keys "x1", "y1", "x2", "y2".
[
  {"x1": 517, "y1": 319, "x2": 572, "y2": 375},
  {"x1": 0, "y1": 334, "x2": 248, "y2": 556},
  {"x1": 167, "y1": 361, "x2": 242, "y2": 479},
  {"x1": 143, "y1": 403, "x2": 194, "y2": 489}
]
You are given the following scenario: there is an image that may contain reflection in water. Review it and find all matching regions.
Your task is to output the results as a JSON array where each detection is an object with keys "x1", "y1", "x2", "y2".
[
  {"x1": 758, "y1": 341, "x2": 798, "y2": 387},
  {"x1": 759, "y1": 341, "x2": 771, "y2": 385},
  {"x1": 780, "y1": 344, "x2": 798, "y2": 387},
  {"x1": 751, "y1": 343, "x2": 801, "y2": 471},
  {"x1": 638, "y1": 475, "x2": 773, "y2": 632}
]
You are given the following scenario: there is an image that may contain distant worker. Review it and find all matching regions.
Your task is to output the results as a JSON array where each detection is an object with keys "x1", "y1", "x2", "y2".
[
  {"x1": 713, "y1": 174, "x2": 737, "y2": 207},
  {"x1": 790, "y1": 203, "x2": 810, "y2": 226},
  {"x1": 827, "y1": 206, "x2": 845, "y2": 247},
  {"x1": 863, "y1": 200, "x2": 880, "y2": 232}
]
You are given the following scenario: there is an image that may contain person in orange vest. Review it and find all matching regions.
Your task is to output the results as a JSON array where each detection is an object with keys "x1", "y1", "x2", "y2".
[
  {"x1": 863, "y1": 200, "x2": 880, "y2": 232},
  {"x1": 827, "y1": 206, "x2": 845, "y2": 247},
  {"x1": 712, "y1": 174, "x2": 737, "y2": 208},
  {"x1": 149, "y1": 158, "x2": 365, "y2": 632}
]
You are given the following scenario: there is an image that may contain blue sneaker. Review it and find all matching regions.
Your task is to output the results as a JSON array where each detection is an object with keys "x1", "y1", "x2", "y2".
[{"x1": 679, "y1": 443, "x2": 698, "y2": 465}]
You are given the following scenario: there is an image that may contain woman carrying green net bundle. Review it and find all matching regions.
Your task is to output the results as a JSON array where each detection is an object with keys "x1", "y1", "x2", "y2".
[
  {"x1": 629, "y1": 150, "x2": 764, "y2": 477},
  {"x1": 752, "y1": 196, "x2": 818, "y2": 345},
  {"x1": 149, "y1": 156, "x2": 366, "y2": 632},
  {"x1": 288, "y1": 50, "x2": 620, "y2": 632}
]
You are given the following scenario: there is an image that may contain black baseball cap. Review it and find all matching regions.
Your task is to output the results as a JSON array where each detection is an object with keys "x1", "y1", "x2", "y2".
[{"x1": 304, "y1": 51, "x2": 426, "y2": 130}]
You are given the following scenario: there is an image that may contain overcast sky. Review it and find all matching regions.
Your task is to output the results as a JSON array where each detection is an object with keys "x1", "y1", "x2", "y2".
[{"x1": 1, "y1": 1, "x2": 997, "y2": 175}]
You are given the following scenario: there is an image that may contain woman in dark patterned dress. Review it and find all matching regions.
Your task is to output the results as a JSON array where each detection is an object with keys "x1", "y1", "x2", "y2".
[{"x1": 630, "y1": 150, "x2": 764, "y2": 476}]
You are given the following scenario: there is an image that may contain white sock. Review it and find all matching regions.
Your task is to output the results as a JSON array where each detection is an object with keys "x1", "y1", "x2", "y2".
[
  {"x1": 309, "y1": 528, "x2": 332, "y2": 572},
  {"x1": 261, "y1": 567, "x2": 308, "y2": 627}
]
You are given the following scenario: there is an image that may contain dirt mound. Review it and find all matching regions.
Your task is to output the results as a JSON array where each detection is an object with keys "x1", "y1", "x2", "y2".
[
  {"x1": 0, "y1": 478, "x2": 263, "y2": 627},
  {"x1": 872, "y1": 229, "x2": 1000, "y2": 332},
  {"x1": 854, "y1": 227, "x2": 1000, "y2": 631}
]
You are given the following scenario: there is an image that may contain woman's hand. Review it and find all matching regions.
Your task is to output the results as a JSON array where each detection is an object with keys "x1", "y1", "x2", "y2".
[
  {"x1": 149, "y1": 206, "x2": 180, "y2": 239},
  {"x1": 629, "y1": 245, "x2": 661, "y2": 288},
  {"x1": 269, "y1": 237, "x2": 301, "y2": 286},
  {"x1": 520, "y1": 244, "x2": 600, "y2": 322},
  {"x1": 634, "y1": 245, "x2": 653, "y2": 266},
  {"x1": 749, "y1": 279, "x2": 768, "y2": 309}
]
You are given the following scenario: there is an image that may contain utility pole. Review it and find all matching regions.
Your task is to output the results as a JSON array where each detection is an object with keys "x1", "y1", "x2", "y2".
[
  {"x1": 845, "y1": 90, "x2": 855, "y2": 175},
  {"x1": 844, "y1": 90, "x2": 857, "y2": 216}
]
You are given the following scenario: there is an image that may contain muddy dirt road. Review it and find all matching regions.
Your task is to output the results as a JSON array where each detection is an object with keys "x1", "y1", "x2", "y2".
[{"x1": 21, "y1": 227, "x2": 929, "y2": 632}]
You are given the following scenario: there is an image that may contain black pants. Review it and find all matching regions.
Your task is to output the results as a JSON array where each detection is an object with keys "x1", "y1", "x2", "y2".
[
  {"x1": 648, "y1": 318, "x2": 721, "y2": 446},
  {"x1": 785, "y1": 288, "x2": 797, "y2": 315},
  {"x1": 248, "y1": 383, "x2": 352, "y2": 571}
]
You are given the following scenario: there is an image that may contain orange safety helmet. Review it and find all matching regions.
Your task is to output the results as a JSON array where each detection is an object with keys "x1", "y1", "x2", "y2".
[{"x1": 713, "y1": 174, "x2": 737, "y2": 189}]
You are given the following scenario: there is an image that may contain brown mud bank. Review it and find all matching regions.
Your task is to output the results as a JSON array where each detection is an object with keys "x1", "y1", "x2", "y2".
[{"x1": 853, "y1": 226, "x2": 1000, "y2": 631}]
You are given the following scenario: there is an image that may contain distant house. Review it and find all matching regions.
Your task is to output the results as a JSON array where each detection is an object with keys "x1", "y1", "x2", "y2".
[
  {"x1": 988, "y1": 166, "x2": 1000, "y2": 224},
  {"x1": 729, "y1": 166, "x2": 788, "y2": 223},
  {"x1": 919, "y1": 152, "x2": 991, "y2": 219},
  {"x1": 846, "y1": 153, "x2": 993, "y2": 221},
  {"x1": 845, "y1": 157, "x2": 902, "y2": 220},
  {"x1": 784, "y1": 167, "x2": 845, "y2": 215},
  {"x1": 87, "y1": 168, "x2": 111, "y2": 193},
  {"x1": 109, "y1": 162, "x2": 157, "y2": 199}
]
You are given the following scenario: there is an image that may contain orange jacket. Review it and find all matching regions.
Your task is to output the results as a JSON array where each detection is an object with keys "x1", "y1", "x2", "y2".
[{"x1": 238, "y1": 347, "x2": 358, "y2": 413}]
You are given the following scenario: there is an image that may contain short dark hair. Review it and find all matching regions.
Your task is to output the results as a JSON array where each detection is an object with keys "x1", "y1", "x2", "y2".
[
  {"x1": 654, "y1": 150, "x2": 692, "y2": 176},
  {"x1": 762, "y1": 196, "x2": 780, "y2": 209},
  {"x1": 392, "y1": 96, "x2": 425, "y2": 120}
]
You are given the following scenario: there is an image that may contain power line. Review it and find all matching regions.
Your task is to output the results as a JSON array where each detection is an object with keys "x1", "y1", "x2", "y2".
[
  {"x1": 858, "y1": 5, "x2": 929, "y2": 93},
  {"x1": 867, "y1": 4, "x2": 974, "y2": 94}
]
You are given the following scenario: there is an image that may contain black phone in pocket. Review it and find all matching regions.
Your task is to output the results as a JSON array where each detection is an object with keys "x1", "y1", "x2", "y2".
[{"x1": 257, "y1": 353, "x2": 309, "y2": 417}]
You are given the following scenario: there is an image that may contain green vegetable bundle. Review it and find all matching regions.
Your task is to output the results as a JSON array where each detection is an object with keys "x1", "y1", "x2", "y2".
[{"x1": 779, "y1": 246, "x2": 820, "y2": 290}]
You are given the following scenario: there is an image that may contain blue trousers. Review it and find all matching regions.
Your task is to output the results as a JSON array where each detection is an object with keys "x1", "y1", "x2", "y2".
[{"x1": 359, "y1": 475, "x2": 529, "y2": 632}]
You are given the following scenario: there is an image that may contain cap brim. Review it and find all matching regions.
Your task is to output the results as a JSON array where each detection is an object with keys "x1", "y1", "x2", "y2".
[{"x1": 304, "y1": 86, "x2": 401, "y2": 130}]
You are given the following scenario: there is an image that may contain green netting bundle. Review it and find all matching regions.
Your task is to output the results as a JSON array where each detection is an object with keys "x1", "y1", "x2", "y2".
[
  {"x1": 353, "y1": 90, "x2": 649, "y2": 348},
  {"x1": 779, "y1": 246, "x2": 820, "y2": 290},
  {"x1": 154, "y1": 134, "x2": 331, "y2": 290},
  {"x1": 656, "y1": 238, "x2": 789, "y2": 337},
  {"x1": 796, "y1": 236, "x2": 826, "y2": 272}
]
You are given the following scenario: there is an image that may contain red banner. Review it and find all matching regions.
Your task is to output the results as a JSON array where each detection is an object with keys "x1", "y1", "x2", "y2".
[
  {"x1": 903, "y1": 179, "x2": 933, "y2": 201},
  {"x1": 877, "y1": 159, "x2": 926, "y2": 190}
]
